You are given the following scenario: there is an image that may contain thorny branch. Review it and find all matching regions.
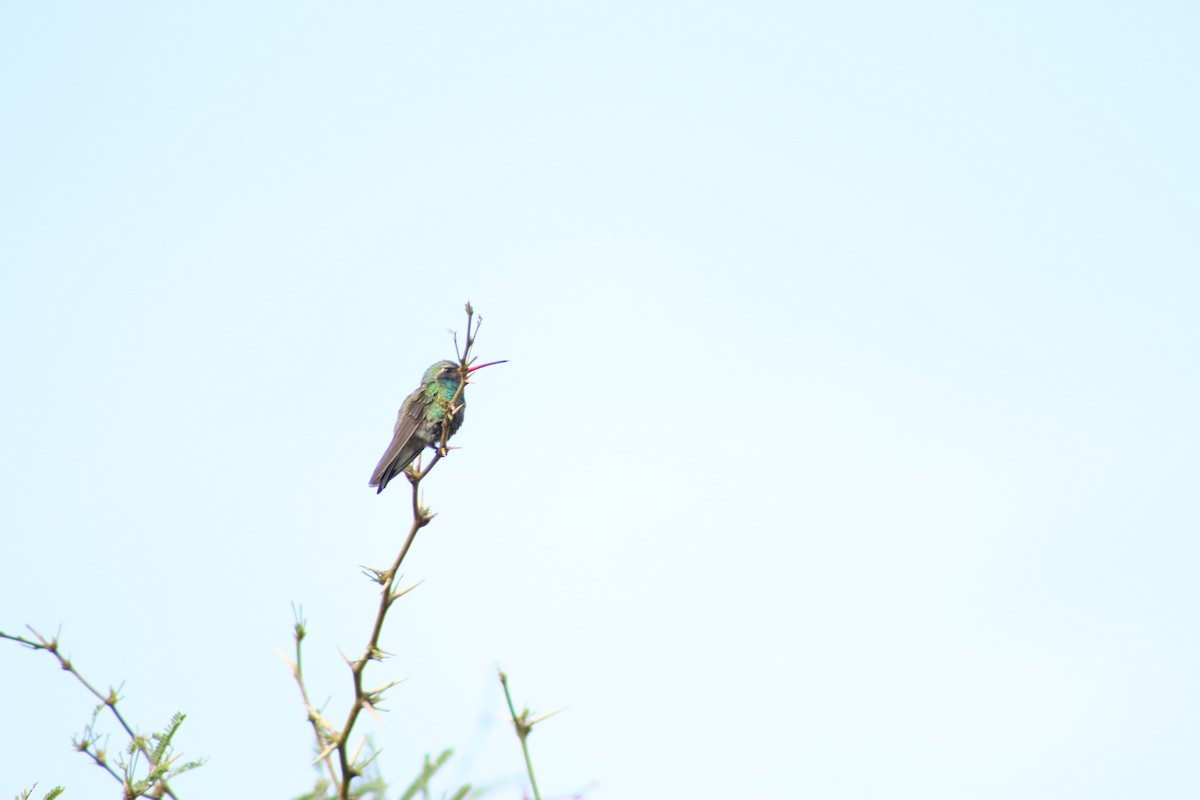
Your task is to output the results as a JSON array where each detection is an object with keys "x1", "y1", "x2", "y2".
[
  {"x1": 499, "y1": 669, "x2": 563, "y2": 800},
  {"x1": 286, "y1": 302, "x2": 496, "y2": 800},
  {"x1": 0, "y1": 626, "x2": 196, "y2": 799}
]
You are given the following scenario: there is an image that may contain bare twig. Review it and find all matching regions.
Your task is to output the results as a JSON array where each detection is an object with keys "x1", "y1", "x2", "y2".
[
  {"x1": 499, "y1": 669, "x2": 559, "y2": 800},
  {"x1": 278, "y1": 605, "x2": 340, "y2": 786}
]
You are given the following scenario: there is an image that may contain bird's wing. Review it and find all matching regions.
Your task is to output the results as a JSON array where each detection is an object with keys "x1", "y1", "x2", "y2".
[{"x1": 369, "y1": 388, "x2": 427, "y2": 492}]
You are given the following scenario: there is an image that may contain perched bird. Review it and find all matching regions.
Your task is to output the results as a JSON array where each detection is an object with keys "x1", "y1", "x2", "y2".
[{"x1": 369, "y1": 359, "x2": 506, "y2": 493}]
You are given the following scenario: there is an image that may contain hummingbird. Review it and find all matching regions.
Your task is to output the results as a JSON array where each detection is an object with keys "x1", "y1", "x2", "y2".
[{"x1": 369, "y1": 359, "x2": 506, "y2": 493}]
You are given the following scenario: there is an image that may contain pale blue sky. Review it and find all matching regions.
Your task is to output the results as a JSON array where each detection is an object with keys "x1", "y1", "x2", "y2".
[{"x1": 2, "y1": 2, "x2": 1198, "y2": 799}]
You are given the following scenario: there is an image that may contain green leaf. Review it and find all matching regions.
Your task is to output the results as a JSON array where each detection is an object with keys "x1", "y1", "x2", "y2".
[{"x1": 398, "y1": 749, "x2": 454, "y2": 800}]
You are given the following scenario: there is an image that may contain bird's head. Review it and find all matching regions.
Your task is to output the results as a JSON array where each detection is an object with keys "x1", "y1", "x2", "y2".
[{"x1": 422, "y1": 358, "x2": 507, "y2": 389}]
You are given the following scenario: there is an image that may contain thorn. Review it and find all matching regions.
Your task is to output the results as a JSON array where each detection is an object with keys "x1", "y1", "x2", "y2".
[
  {"x1": 528, "y1": 707, "x2": 568, "y2": 726},
  {"x1": 313, "y1": 739, "x2": 339, "y2": 765},
  {"x1": 389, "y1": 580, "x2": 424, "y2": 603},
  {"x1": 367, "y1": 678, "x2": 406, "y2": 698},
  {"x1": 361, "y1": 565, "x2": 389, "y2": 584},
  {"x1": 361, "y1": 698, "x2": 383, "y2": 725},
  {"x1": 273, "y1": 648, "x2": 299, "y2": 677}
]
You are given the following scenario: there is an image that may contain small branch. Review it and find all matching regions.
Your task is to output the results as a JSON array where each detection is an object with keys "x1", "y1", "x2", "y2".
[
  {"x1": 281, "y1": 605, "x2": 339, "y2": 787},
  {"x1": 499, "y1": 669, "x2": 544, "y2": 800},
  {"x1": 438, "y1": 304, "x2": 483, "y2": 457},
  {"x1": 0, "y1": 628, "x2": 188, "y2": 800}
]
